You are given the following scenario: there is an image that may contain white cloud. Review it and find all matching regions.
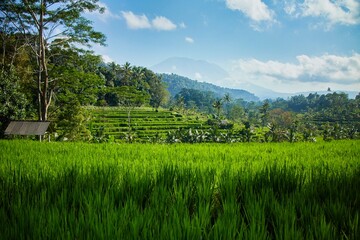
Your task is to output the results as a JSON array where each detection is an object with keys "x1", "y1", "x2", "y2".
[
  {"x1": 185, "y1": 37, "x2": 194, "y2": 43},
  {"x1": 302, "y1": 0, "x2": 360, "y2": 25},
  {"x1": 121, "y1": 11, "x2": 151, "y2": 29},
  {"x1": 296, "y1": 54, "x2": 360, "y2": 82},
  {"x1": 231, "y1": 53, "x2": 360, "y2": 85},
  {"x1": 152, "y1": 16, "x2": 177, "y2": 31},
  {"x1": 121, "y1": 11, "x2": 178, "y2": 31},
  {"x1": 285, "y1": 0, "x2": 360, "y2": 27},
  {"x1": 225, "y1": 0, "x2": 275, "y2": 22}
]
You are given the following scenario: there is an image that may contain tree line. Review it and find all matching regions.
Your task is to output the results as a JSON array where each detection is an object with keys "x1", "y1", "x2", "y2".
[{"x1": 167, "y1": 88, "x2": 360, "y2": 143}]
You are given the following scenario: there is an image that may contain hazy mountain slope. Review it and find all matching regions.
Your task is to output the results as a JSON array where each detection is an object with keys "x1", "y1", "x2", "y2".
[
  {"x1": 152, "y1": 57, "x2": 229, "y2": 84},
  {"x1": 151, "y1": 57, "x2": 279, "y2": 100}
]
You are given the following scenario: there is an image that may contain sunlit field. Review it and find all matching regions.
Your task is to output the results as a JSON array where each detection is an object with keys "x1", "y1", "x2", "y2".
[{"x1": 0, "y1": 140, "x2": 359, "y2": 239}]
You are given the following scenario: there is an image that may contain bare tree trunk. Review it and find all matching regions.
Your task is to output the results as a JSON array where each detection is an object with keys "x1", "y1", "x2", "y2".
[
  {"x1": 37, "y1": 0, "x2": 50, "y2": 121},
  {"x1": 37, "y1": 71, "x2": 42, "y2": 120},
  {"x1": 37, "y1": 2, "x2": 44, "y2": 121}
]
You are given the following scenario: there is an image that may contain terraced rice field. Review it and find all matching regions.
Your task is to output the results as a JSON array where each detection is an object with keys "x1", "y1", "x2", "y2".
[{"x1": 88, "y1": 107, "x2": 210, "y2": 140}]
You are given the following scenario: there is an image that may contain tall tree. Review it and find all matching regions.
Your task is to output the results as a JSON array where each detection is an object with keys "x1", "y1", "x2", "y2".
[
  {"x1": 259, "y1": 100, "x2": 270, "y2": 126},
  {"x1": 0, "y1": 0, "x2": 106, "y2": 121},
  {"x1": 145, "y1": 69, "x2": 168, "y2": 110}
]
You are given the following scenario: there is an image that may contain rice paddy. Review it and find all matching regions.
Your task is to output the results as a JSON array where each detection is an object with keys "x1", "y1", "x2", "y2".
[
  {"x1": 88, "y1": 107, "x2": 209, "y2": 141},
  {"x1": 0, "y1": 140, "x2": 359, "y2": 239}
]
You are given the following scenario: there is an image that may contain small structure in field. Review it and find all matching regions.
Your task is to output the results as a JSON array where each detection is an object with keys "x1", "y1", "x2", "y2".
[{"x1": 5, "y1": 121, "x2": 50, "y2": 141}]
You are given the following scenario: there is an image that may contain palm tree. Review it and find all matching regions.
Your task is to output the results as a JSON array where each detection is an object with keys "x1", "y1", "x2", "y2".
[
  {"x1": 212, "y1": 99, "x2": 223, "y2": 118},
  {"x1": 223, "y1": 93, "x2": 231, "y2": 103},
  {"x1": 176, "y1": 95, "x2": 185, "y2": 113},
  {"x1": 222, "y1": 93, "x2": 231, "y2": 118},
  {"x1": 260, "y1": 100, "x2": 270, "y2": 126},
  {"x1": 131, "y1": 66, "x2": 145, "y2": 89},
  {"x1": 120, "y1": 62, "x2": 132, "y2": 86}
]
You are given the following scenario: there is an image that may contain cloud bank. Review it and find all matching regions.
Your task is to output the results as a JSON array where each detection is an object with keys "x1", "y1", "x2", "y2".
[
  {"x1": 225, "y1": 0, "x2": 360, "y2": 30},
  {"x1": 285, "y1": 0, "x2": 360, "y2": 27},
  {"x1": 121, "y1": 11, "x2": 177, "y2": 31},
  {"x1": 226, "y1": 0, "x2": 274, "y2": 22},
  {"x1": 232, "y1": 53, "x2": 360, "y2": 84},
  {"x1": 225, "y1": 0, "x2": 276, "y2": 30}
]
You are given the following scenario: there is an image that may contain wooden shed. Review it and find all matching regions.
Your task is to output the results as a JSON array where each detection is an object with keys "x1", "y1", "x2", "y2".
[{"x1": 4, "y1": 121, "x2": 50, "y2": 141}]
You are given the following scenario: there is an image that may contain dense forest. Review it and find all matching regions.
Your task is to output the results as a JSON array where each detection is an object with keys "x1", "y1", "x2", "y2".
[{"x1": 0, "y1": 0, "x2": 359, "y2": 142}]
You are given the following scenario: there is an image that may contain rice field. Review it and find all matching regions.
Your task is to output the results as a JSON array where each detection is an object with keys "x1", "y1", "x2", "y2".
[
  {"x1": 0, "y1": 140, "x2": 359, "y2": 239},
  {"x1": 88, "y1": 107, "x2": 209, "y2": 141}
]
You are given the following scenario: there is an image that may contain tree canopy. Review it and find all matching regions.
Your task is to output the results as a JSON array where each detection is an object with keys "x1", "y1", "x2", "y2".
[{"x1": 1, "y1": 0, "x2": 106, "y2": 121}]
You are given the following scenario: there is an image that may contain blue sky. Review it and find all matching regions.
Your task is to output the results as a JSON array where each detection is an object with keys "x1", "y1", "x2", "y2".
[{"x1": 86, "y1": 0, "x2": 360, "y2": 93}]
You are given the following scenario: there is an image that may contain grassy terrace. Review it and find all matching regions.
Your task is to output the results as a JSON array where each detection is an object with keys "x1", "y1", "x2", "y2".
[{"x1": 87, "y1": 107, "x2": 211, "y2": 140}]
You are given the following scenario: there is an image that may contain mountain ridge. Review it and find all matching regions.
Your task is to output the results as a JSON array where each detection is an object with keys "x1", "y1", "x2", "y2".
[{"x1": 161, "y1": 73, "x2": 259, "y2": 102}]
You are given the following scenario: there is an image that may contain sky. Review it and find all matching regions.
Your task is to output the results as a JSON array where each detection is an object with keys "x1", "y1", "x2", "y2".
[{"x1": 85, "y1": 0, "x2": 360, "y2": 94}]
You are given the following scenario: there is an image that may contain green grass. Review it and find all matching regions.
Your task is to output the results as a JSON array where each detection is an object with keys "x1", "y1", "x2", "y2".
[{"x1": 0, "y1": 140, "x2": 359, "y2": 239}]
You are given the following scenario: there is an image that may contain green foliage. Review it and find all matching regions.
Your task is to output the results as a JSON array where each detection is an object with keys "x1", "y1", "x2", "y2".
[
  {"x1": 48, "y1": 51, "x2": 104, "y2": 140},
  {"x1": 0, "y1": 69, "x2": 29, "y2": 137},
  {"x1": 1, "y1": 0, "x2": 106, "y2": 121},
  {"x1": 54, "y1": 104, "x2": 92, "y2": 141},
  {"x1": 99, "y1": 62, "x2": 168, "y2": 109},
  {"x1": 0, "y1": 140, "x2": 359, "y2": 239},
  {"x1": 0, "y1": 0, "x2": 106, "y2": 48},
  {"x1": 173, "y1": 88, "x2": 216, "y2": 113},
  {"x1": 0, "y1": 69, "x2": 27, "y2": 119},
  {"x1": 260, "y1": 100, "x2": 270, "y2": 126},
  {"x1": 117, "y1": 86, "x2": 150, "y2": 107}
]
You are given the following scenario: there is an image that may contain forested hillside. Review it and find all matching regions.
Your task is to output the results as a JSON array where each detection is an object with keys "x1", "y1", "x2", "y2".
[{"x1": 161, "y1": 73, "x2": 259, "y2": 102}]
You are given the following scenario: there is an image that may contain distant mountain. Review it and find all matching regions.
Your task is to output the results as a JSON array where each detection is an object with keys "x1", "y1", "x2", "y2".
[
  {"x1": 151, "y1": 57, "x2": 280, "y2": 100},
  {"x1": 161, "y1": 73, "x2": 259, "y2": 102},
  {"x1": 151, "y1": 57, "x2": 229, "y2": 85}
]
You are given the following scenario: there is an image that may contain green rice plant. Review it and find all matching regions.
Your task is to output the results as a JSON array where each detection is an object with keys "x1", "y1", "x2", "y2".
[{"x1": 0, "y1": 140, "x2": 359, "y2": 239}]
